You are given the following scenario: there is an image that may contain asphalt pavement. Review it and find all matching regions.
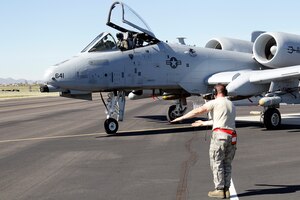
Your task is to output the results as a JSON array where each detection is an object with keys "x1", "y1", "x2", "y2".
[{"x1": 0, "y1": 95, "x2": 300, "y2": 200}]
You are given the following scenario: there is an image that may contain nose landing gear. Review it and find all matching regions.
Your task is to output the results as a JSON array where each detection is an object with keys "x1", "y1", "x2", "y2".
[{"x1": 101, "y1": 91, "x2": 126, "y2": 134}]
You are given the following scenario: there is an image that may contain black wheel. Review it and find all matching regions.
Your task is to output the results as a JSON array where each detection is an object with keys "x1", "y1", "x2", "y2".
[
  {"x1": 166, "y1": 105, "x2": 177, "y2": 122},
  {"x1": 263, "y1": 108, "x2": 281, "y2": 130},
  {"x1": 166, "y1": 105, "x2": 186, "y2": 122},
  {"x1": 104, "y1": 118, "x2": 119, "y2": 134}
]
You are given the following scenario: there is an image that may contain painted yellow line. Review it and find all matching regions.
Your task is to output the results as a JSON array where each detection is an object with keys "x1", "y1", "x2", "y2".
[{"x1": 0, "y1": 125, "x2": 196, "y2": 144}]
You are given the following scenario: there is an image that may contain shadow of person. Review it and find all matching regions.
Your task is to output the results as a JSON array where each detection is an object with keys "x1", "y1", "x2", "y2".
[{"x1": 238, "y1": 184, "x2": 300, "y2": 197}]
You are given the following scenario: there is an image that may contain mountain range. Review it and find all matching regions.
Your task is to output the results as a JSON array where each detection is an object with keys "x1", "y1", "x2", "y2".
[{"x1": 0, "y1": 78, "x2": 43, "y2": 85}]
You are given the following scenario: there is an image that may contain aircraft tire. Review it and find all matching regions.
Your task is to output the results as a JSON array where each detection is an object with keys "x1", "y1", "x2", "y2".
[
  {"x1": 104, "y1": 118, "x2": 119, "y2": 134},
  {"x1": 263, "y1": 108, "x2": 281, "y2": 130},
  {"x1": 166, "y1": 105, "x2": 177, "y2": 122}
]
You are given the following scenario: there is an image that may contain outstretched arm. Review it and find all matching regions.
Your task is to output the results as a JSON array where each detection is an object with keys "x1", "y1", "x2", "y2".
[
  {"x1": 170, "y1": 106, "x2": 209, "y2": 123},
  {"x1": 191, "y1": 119, "x2": 213, "y2": 127}
]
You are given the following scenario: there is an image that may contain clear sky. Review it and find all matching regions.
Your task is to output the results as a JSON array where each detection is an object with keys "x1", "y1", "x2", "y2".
[{"x1": 1, "y1": 0, "x2": 300, "y2": 80}]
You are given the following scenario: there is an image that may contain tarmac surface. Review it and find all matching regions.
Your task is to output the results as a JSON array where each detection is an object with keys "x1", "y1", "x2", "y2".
[{"x1": 1, "y1": 94, "x2": 300, "y2": 200}]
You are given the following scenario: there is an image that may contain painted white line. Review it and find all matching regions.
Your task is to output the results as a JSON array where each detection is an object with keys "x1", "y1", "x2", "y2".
[
  {"x1": 230, "y1": 178, "x2": 239, "y2": 200},
  {"x1": 0, "y1": 125, "x2": 194, "y2": 144},
  {"x1": 0, "y1": 132, "x2": 107, "y2": 144}
]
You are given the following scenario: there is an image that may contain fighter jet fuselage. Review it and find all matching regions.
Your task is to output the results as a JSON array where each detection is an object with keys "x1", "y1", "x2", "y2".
[{"x1": 44, "y1": 41, "x2": 260, "y2": 94}]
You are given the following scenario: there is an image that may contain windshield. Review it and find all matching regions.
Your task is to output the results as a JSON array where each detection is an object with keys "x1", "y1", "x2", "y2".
[
  {"x1": 81, "y1": 32, "x2": 117, "y2": 53},
  {"x1": 81, "y1": 33, "x2": 104, "y2": 53}
]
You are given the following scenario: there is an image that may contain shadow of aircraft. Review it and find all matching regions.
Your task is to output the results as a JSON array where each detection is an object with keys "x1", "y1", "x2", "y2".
[
  {"x1": 135, "y1": 115, "x2": 209, "y2": 125},
  {"x1": 134, "y1": 115, "x2": 168, "y2": 123},
  {"x1": 99, "y1": 115, "x2": 300, "y2": 138},
  {"x1": 105, "y1": 125, "x2": 206, "y2": 137},
  {"x1": 136, "y1": 115, "x2": 300, "y2": 129}
]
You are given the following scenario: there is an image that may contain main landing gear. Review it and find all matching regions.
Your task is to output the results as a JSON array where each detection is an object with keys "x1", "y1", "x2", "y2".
[
  {"x1": 263, "y1": 107, "x2": 281, "y2": 130},
  {"x1": 101, "y1": 91, "x2": 125, "y2": 134},
  {"x1": 166, "y1": 98, "x2": 187, "y2": 122}
]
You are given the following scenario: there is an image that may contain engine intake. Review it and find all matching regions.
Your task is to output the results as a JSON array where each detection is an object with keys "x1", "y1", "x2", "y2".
[
  {"x1": 205, "y1": 37, "x2": 253, "y2": 53},
  {"x1": 253, "y1": 32, "x2": 300, "y2": 68}
]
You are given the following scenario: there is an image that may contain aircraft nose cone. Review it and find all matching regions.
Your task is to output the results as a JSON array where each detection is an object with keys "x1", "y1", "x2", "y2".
[{"x1": 43, "y1": 66, "x2": 56, "y2": 83}]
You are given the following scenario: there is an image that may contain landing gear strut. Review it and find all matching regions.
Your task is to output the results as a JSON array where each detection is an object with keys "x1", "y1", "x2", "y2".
[
  {"x1": 263, "y1": 107, "x2": 281, "y2": 130},
  {"x1": 101, "y1": 91, "x2": 126, "y2": 134},
  {"x1": 166, "y1": 98, "x2": 187, "y2": 121}
]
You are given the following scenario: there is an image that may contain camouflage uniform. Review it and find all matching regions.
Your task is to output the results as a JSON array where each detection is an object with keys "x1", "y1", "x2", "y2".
[
  {"x1": 203, "y1": 96, "x2": 236, "y2": 190},
  {"x1": 210, "y1": 130, "x2": 236, "y2": 189}
]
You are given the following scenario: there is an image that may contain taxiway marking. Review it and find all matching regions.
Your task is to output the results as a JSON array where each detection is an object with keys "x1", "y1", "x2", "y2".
[
  {"x1": 230, "y1": 178, "x2": 239, "y2": 200},
  {"x1": 0, "y1": 132, "x2": 107, "y2": 144},
  {"x1": 0, "y1": 125, "x2": 196, "y2": 144}
]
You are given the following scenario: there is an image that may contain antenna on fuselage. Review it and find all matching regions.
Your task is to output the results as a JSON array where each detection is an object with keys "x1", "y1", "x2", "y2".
[{"x1": 177, "y1": 37, "x2": 186, "y2": 45}]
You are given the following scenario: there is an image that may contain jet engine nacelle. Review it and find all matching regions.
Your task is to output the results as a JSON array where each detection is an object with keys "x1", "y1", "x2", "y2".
[
  {"x1": 205, "y1": 37, "x2": 253, "y2": 53},
  {"x1": 253, "y1": 32, "x2": 300, "y2": 68}
]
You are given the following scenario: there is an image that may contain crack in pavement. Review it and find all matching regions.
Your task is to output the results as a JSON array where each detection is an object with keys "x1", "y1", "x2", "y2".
[{"x1": 176, "y1": 132, "x2": 199, "y2": 200}]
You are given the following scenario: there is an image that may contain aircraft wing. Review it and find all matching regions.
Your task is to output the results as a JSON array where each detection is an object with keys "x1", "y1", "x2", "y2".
[
  {"x1": 249, "y1": 65, "x2": 300, "y2": 84},
  {"x1": 207, "y1": 65, "x2": 300, "y2": 85},
  {"x1": 206, "y1": 70, "x2": 251, "y2": 85},
  {"x1": 206, "y1": 65, "x2": 300, "y2": 97}
]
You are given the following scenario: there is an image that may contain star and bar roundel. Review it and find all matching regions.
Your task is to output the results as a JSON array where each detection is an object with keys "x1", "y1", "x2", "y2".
[{"x1": 166, "y1": 57, "x2": 182, "y2": 69}]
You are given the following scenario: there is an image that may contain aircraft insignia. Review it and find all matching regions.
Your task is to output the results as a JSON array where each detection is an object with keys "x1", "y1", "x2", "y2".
[{"x1": 166, "y1": 57, "x2": 182, "y2": 69}]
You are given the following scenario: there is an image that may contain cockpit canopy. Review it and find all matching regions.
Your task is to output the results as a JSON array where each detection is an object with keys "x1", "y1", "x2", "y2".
[
  {"x1": 107, "y1": 2, "x2": 154, "y2": 37},
  {"x1": 81, "y1": 1, "x2": 160, "y2": 53},
  {"x1": 107, "y1": 1, "x2": 159, "y2": 44}
]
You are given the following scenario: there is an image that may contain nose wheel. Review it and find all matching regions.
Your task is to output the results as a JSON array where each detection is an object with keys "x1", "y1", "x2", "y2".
[
  {"x1": 104, "y1": 118, "x2": 119, "y2": 134},
  {"x1": 101, "y1": 91, "x2": 125, "y2": 134}
]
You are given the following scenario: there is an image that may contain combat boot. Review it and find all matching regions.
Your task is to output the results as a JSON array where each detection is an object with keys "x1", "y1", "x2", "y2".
[
  {"x1": 224, "y1": 188, "x2": 230, "y2": 199},
  {"x1": 208, "y1": 189, "x2": 225, "y2": 199}
]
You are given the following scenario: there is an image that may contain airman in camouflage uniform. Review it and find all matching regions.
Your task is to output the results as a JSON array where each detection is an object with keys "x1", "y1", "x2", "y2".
[{"x1": 171, "y1": 84, "x2": 236, "y2": 199}]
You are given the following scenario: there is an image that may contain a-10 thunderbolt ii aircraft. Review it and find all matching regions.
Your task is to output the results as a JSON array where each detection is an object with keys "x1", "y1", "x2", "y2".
[{"x1": 41, "y1": 1, "x2": 300, "y2": 134}]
